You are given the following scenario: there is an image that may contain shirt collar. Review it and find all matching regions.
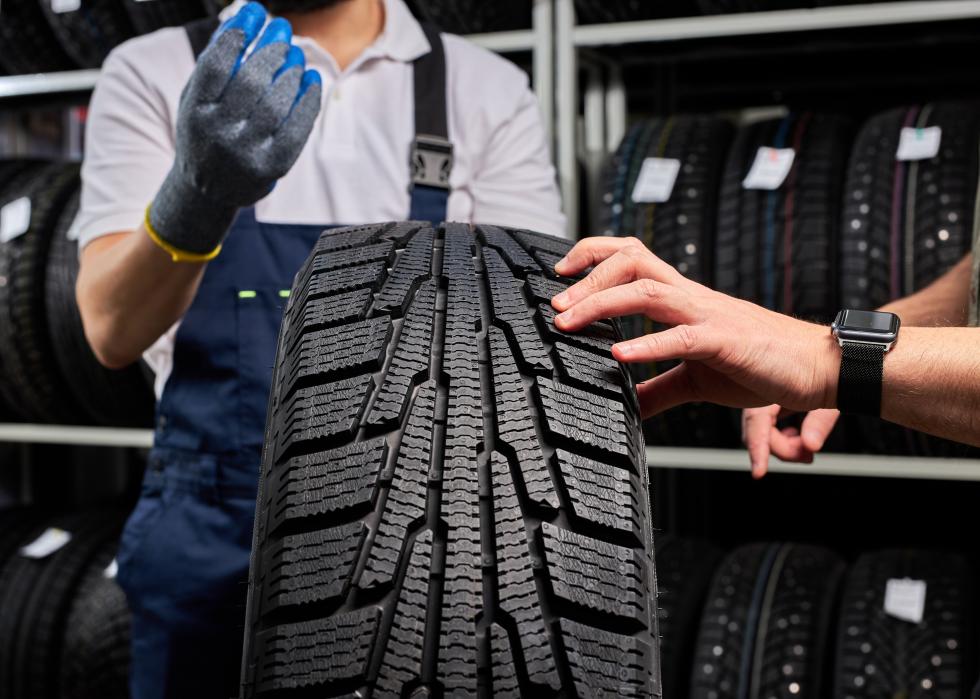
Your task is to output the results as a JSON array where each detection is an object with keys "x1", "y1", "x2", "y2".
[{"x1": 218, "y1": 0, "x2": 431, "y2": 65}]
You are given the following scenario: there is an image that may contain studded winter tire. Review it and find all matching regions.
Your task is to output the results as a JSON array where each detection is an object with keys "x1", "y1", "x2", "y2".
[
  {"x1": 834, "y1": 550, "x2": 974, "y2": 699},
  {"x1": 239, "y1": 223, "x2": 661, "y2": 697},
  {"x1": 690, "y1": 542, "x2": 845, "y2": 699}
]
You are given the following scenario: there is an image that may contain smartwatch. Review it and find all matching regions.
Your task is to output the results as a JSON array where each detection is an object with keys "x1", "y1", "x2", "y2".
[{"x1": 831, "y1": 309, "x2": 901, "y2": 416}]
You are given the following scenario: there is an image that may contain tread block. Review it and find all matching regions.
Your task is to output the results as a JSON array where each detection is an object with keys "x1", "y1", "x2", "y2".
[
  {"x1": 536, "y1": 378, "x2": 632, "y2": 459},
  {"x1": 559, "y1": 618, "x2": 654, "y2": 698},
  {"x1": 313, "y1": 223, "x2": 389, "y2": 253},
  {"x1": 281, "y1": 317, "x2": 390, "y2": 396},
  {"x1": 438, "y1": 229, "x2": 485, "y2": 697},
  {"x1": 293, "y1": 260, "x2": 387, "y2": 310},
  {"x1": 374, "y1": 227, "x2": 435, "y2": 315},
  {"x1": 479, "y1": 224, "x2": 542, "y2": 273},
  {"x1": 489, "y1": 623, "x2": 521, "y2": 696},
  {"x1": 375, "y1": 530, "x2": 434, "y2": 694},
  {"x1": 541, "y1": 522, "x2": 645, "y2": 618},
  {"x1": 361, "y1": 383, "x2": 437, "y2": 588},
  {"x1": 488, "y1": 328, "x2": 559, "y2": 509},
  {"x1": 382, "y1": 221, "x2": 429, "y2": 244},
  {"x1": 265, "y1": 438, "x2": 386, "y2": 534},
  {"x1": 538, "y1": 304, "x2": 616, "y2": 356},
  {"x1": 553, "y1": 341, "x2": 622, "y2": 396},
  {"x1": 284, "y1": 288, "x2": 374, "y2": 352},
  {"x1": 490, "y1": 452, "x2": 562, "y2": 690},
  {"x1": 533, "y1": 250, "x2": 568, "y2": 277},
  {"x1": 512, "y1": 229, "x2": 575, "y2": 258},
  {"x1": 259, "y1": 522, "x2": 365, "y2": 615},
  {"x1": 252, "y1": 607, "x2": 379, "y2": 692},
  {"x1": 366, "y1": 281, "x2": 437, "y2": 428},
  {"x1": 525, "y1": 274, "x2": 570, "y2": 305},
  {"x1": 484, "y1": 248, "x2": 553, "y2": 372},
  {"x1": 275, "y1": 375, "x2": 374, "y2": 462},
  {"x1": 555, "y1": 449, "x2": 639, "y2": 535}
]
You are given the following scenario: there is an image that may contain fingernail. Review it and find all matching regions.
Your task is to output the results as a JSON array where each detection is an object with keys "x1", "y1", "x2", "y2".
[
  {"x1": 615, "y1": 342, "x2": 635, "y2": 357},
  {"x1": 751, "y1": 463, "x2": 763, "y2": 479},
  {"x1": 553, "y1": 291, "x2": 569, "y2": 307},
  {"x1": 555, "y1": 310, "x2": 571, "y2": 326},
  {"x1": 554, "y1": 255, "x2": 568, "y2": 271}
]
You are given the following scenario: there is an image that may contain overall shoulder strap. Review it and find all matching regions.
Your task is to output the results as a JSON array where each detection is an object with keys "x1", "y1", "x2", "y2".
[
  {"x1": 409, "y1": 23, "x2": 452, "y2": 223},
  {"x1": 185, "y1": 17, "x2": 220, "y2": 60}
]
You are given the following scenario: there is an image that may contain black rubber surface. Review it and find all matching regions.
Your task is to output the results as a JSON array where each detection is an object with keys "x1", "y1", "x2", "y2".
[
  {"x1": 716, "y1": 113, "x2": 851, "y2": 322},
  {"x1": 123, "y1": 0, "x2": 213, "y2": 35},
  {"x1": 60, "y1": 561, "x2": 130, "y2": 699},
  {"x1": 0, "y1": 512, "x2": 123, "y2": 699},
  {"x1": 576, "y1": 0, "x2": 689, "y2": 22},
  {"x1": 834, "y1": 550, "x2": 974, "y2": 699},
  {"x1": 0, "y1": 162, "x2": 87, "y2": 423},
  {"x1": 655, "y1": 536, "x2": 723, "y2": 699},
  {"x1": 240, "y1": 222, "x2": 660, "y2": 697},
  {"x1": 0, "y1": 0, "x2": 76, "y2": 73},
  {"x1": 40, "y1": 0, "x2": 136, "y2": 69},
  {"x1": 413, "y1": 0, "x2": 531, "y2": 34},
  {"x1": 691, "y1": 542, "x2": 845, "y2": 699},
  {"x1": 46, "y1": 185, "x2": 155, "y2": 427}
]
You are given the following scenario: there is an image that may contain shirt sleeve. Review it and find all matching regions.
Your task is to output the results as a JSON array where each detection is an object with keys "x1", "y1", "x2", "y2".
[
  {"x1": 468, "y1": 86, "x2": 568, "y2": 238},
  {"x1": 74, "y1": 39, "x2": 180, "y2": 251}
]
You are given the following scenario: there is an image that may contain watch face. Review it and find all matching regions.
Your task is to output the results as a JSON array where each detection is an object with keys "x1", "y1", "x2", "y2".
[{"x1": 833, "y1": 309, "x2": 900, "y2": 344}]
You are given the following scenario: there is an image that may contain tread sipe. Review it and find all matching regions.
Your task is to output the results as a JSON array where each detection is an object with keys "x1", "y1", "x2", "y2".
[{"x1": 240, "y1": 222, "x2": 660, "y2": 698}]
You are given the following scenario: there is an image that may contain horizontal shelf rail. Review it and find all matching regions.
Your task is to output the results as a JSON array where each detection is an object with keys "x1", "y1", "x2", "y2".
[
  {"x1": 647, "y1": 446, "x2": 980, "y2": 481},
  {"x1": 573, "y1": 0, "x2": 980, "y2": 46},
  {"x1": 0, "y1": 424, "x2": 153, "y2": 448}
]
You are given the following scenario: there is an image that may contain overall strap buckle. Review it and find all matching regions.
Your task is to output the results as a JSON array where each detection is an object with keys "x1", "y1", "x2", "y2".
[{"x1": 412, "y1": 134, "x2": 454, "y2": 190}]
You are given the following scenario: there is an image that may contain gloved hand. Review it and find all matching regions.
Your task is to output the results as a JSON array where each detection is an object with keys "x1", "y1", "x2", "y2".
[{"x1": 146, "y1": 2, "x2": 322, "y2": 261}]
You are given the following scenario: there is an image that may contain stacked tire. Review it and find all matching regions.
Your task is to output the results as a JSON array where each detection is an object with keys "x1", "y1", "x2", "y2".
[
  {"x1": 413, "y1": 0, "x2": 531, "y2": 34},
  {"x1": 0, "y1": 508, "x2": 130, "y2": 699},
  {"x1": 0, "y1": 160, "x2": 154, "y2": 426},
  {"x1": 840, "y1": 102, "x2": 980, "y2": 456}
]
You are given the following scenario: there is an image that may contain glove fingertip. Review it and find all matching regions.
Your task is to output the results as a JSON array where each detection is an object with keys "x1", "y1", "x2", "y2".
[
  {"x1": 215, "y1": 2, "x2": 267, "y2": 45},
  {"x1": 300, "y1": 67, "x2": 322, "y2": 91}
]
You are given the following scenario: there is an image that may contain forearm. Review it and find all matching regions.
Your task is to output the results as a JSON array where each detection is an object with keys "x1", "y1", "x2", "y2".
[
  {"x1": 874, "y1": 326, "x2": 980, "y2": 445},
  {"x1": 879, "y1": 254, "x2": 971, "y2": 326},
  {"x1": 77, "y1": 225, "x2": 206, "y2": 368}
]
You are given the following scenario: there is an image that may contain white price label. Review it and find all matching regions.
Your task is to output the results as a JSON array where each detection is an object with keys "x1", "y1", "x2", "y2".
[
  {"x1": 742, "y1": 147, "x2": 796, "y2": 191},
  {"x1": 0, "y1": 197, "x2": 32, "y2": 243},
  {"x1": 51, "y1": 0, "x2": 81, "y2": 13},
  {"x1": 896, "y1": 126, "x2": 942, "y2": 161},
  {"x1": 104, "y1": 558, "x2": 119, "y2": 579},
  {"x1": 21, "y1": 528, "x2": 72, "y2": 559},
  {"x1": 631, "y1": 157, "x2": 681, "y2": 204},
  {"x1": 884, "y1": 578, "x2": 927, "y2": 624}
]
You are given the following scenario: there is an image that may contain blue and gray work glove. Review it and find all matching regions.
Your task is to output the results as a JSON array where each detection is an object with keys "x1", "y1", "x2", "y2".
[{"x1": 146, "y1": 2, "x2": 322, "y2": 261}]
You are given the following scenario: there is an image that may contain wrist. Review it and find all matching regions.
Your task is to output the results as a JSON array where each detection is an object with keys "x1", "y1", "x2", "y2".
[
  {"x1": 149, "y1": 167, "x2": 237, "y2": 260},
  {"x1": 817, "y1": 324, "x2": 840, "y2": 410}
]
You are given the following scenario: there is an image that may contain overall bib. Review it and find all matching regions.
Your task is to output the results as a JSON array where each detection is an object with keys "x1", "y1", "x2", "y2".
[{"x1": 116, "y1": 18, "x2": 453, "y2": 699}]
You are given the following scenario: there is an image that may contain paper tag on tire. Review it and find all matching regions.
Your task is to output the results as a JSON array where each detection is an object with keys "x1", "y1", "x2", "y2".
[
  {"x1": 742, "y1": 147, "x2": 795, "y2": 190},
  {"x1": 631, "y1": 157, "x2": 681, "y2": 203},
  {"x1": 0, "y1": 197, "x2": 31, "y2": 243},
  {"x1": 20, "y1": 528, "x2": 72, "y2": 559},
  {"x1": 896, "y1": 126, "x2": 941, "y2": 161},
  {"x1": 884, "y1": 578, "x2": 926, "y2": 623},
  {"x1": 51, "y1": 0, "x2": 81, "y2": 13}
]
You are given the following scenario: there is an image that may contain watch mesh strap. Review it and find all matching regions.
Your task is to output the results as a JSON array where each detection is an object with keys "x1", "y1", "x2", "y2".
[{"x1": 837, "y1": 342, "x2": 885, "y2": 416}]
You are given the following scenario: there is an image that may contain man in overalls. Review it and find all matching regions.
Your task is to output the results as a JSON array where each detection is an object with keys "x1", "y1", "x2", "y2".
[{"x1": 73, "y1": 1, "x2": 564, "y2": 696}]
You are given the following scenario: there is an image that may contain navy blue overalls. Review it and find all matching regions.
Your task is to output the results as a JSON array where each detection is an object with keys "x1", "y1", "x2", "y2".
[{"x1": 115, "y1": 17, "x2": 453, "y2": 699}]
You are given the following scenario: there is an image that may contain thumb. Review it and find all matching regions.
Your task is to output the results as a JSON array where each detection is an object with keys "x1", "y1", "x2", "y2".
[{"x1": 800, "y1": 409, "x2": 840, "y2": 452}]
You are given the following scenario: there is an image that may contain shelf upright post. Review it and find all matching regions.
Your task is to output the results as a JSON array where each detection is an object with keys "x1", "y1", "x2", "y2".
[
  {"x1": 555, "y1": 0, "x2": 578, "y2": 237},
  {"x1": 605, "y1": 63, "x2": 626, "y2": 156},
  {"x1": 532, "y1": 0, "x2": 555, "y2": 153},
  {"x1": 582, "y1": 61, "x2": 606, "y2": 230}
]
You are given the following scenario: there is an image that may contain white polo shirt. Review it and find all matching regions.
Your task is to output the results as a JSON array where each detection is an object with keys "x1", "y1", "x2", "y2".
[{"x1": 76, "y1": 0, "x2": 566, "y2": 397}]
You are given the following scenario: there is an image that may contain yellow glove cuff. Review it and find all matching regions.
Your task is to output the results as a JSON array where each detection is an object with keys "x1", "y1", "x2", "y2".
[{"x1": 144, "y1": 204, "x2": 222, "y2": 263}]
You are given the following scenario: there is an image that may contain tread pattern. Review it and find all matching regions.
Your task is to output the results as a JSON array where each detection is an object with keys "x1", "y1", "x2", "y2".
[{"x1": 241, "y1": 223, "x2": 659, "y2": 697}]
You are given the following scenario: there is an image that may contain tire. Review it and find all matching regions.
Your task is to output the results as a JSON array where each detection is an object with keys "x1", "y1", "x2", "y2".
[
  {"x1": 123, "y1": 0, "x2": 213, "y2": 35},
  {"x1": 0, "y1": 162, "x2": 88, "y2": 423},
  {"x1": 413, "y1": 0, "x2": 531, "y2": 34},
  {"x1": 46, "y1": 185, "x2": 155, "y2": 427},
  {"x1": 691, "y1": 542, "x2": 845, "y2": 699},
  {"x1": 656, "y1": 536, "x2": 723, "y2": 699},
  {"x1": 716, "y1": 113, "x2": 850, "y2": 321},
  {"x1": 60, "y1": 561, "x2": 130, "y2": 699},
  {"x1": 0, "y1": 0, "x2": 76, "y2": 73},
  {"x1": 239, "y1": 223, "x2": 661, "y2": 697},
  {"x1": 575, "y1": 0, "x2": 689, "y2": 22},
  {"x1": 39, "y1": 0, "x2": 136, "y2": 69},
  {"x1": 834, "y1": 550, "x2": 974, "y2": 699},
  {"x1": 0, "y1": 512, "x2": 123, "y2": 699}
]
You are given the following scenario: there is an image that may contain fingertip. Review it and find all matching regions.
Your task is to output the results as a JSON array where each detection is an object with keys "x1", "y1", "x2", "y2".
[
  {"x1": 300, "y1": 67, "x2": 322, "y2": 91},
  {"x1": 612, "y1": 342, "x2": 635, "y2": 360},
  {"x1": 275, "y1": 45, "x2": 306, "y2": 79},
  {"x1": 751, "y1": 462, "x2": 766, "y2": 479},
  {"x1": 551, "y1": 291, "x2": 570, "y2": 311},
  {"x1": 256, "y1": 16, "x2": 293, "y2": 51},
  {"x1": 219, "y1": 2, "x2": 267, "y2": 42},
  {"x1": 801, "y1": 430, "x2": 825, "y2": 451}
]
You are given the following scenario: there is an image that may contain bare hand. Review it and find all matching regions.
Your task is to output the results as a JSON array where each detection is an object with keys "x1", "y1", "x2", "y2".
[
  {"x1": 741, "y1": 405, "x2": 841, "y2": 478},
  {"x1": 551, "y1": 237, "x2": 839, "y2": 419}
]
